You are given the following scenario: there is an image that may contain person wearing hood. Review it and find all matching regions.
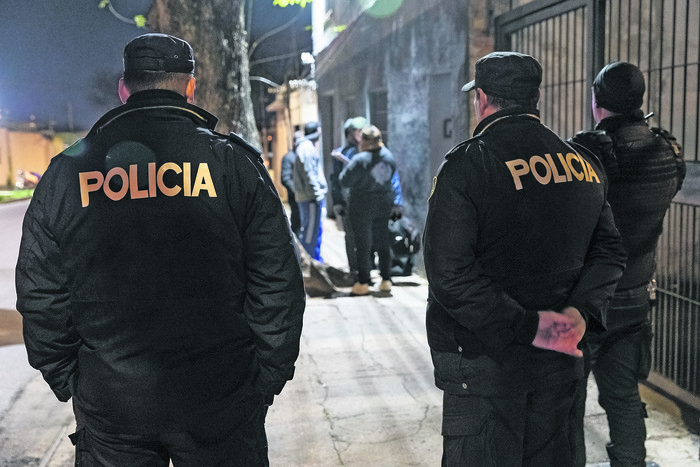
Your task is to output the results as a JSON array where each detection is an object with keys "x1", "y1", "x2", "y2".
[
  {"x1": 339, "y1": 125, "x2": 402, "y2": 295},
  {"x1": 293, "y1": 121, "x2": 328, "y2": 261}
]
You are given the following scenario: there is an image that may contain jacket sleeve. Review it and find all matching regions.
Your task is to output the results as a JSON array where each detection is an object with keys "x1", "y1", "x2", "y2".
[
  {"x1": 338, "y1": 156, "x2": 360, "y2": 190},
  {"x1": 564, "y1": 198, "x2": 626, "y2": 333},
  {"x1": 423, "y1": 150, "x2": 538, "y2": 355},
  {"x1": 330, "y1": 156, "x2": 346, "y2": 206},
  {"x1": 391, "y1": 172, "x2": 403, "y2": 206},
  {"x1": 233, "y1": 148, "x2": 306, "y2": 396},
  {"x1": 280, "y1": 152, "x2": 295, "y2": 192},
  {"x1": 15, "y1": 175, "x2": 82, "y2": 402}
]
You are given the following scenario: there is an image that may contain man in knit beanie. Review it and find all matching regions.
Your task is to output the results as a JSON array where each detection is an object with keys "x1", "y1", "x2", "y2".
[
  {"x1": 592, "y1": 61, "x2": 646, "y2": 114},
  {"x1": 570, "y1": 61, "x2": 685, "y2": 467}
]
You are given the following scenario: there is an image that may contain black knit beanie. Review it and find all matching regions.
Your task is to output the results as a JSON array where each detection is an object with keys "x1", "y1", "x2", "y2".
[{"x1": 593, "y1": 62, "x2": 645, "y2": 113}]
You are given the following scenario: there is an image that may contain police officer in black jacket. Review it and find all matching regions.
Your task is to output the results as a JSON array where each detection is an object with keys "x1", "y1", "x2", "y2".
[
  {"x1": 570, "y1": 61, "x2": 685, "y2": 467},
  {"x1": 423, "y1": 52, "x2": 626, "y2": 466},
  {"x1": 15, "y1": 34, "x2": 305, "y2": 466}
]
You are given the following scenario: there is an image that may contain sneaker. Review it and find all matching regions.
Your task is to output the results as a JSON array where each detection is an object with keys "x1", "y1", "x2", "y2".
[
  {"x1": 379, "y1": 280, "x2": 392, "y2": 292},
  {"x1": 351, "y1": 282, "x2": 370, "y2": 296}
]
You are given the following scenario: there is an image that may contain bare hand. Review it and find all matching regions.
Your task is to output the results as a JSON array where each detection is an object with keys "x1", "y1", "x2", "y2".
[{"x1": 532, "y1": 307, "x2": 586, "y2": 357}]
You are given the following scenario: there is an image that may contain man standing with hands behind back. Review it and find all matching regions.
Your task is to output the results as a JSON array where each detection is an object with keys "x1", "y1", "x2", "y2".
[
  {"x1": 16, "y1": 33, "x2": 305, "y2": 466},
  {"x1": 423, "y1": 52, "x2": 626, "y2": 466}
]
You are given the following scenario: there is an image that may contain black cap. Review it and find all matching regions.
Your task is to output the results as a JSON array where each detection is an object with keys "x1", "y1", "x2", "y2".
[
  {"x1": 593, "y1": 62, "x2": 645, "y2": 113},
  {"x1": 124, "y1": 34, "x2": 195, "y2": 74},
  {"x1": 462, "y1": 52, "x2": 542, "y2": 99}
]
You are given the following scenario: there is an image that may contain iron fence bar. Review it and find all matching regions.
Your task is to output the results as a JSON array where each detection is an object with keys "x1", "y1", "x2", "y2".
[{"x1": 692, "y1": 0, "x2": 700, "y2": 162}]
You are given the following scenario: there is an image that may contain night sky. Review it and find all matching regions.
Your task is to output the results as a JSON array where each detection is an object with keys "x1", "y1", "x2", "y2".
[{"x1": 0, "y1": 0, "x2": 311, "y2": 132}]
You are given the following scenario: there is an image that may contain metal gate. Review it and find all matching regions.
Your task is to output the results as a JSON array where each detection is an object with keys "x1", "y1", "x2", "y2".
[
  {"x1": 496, "y1": 0, "x2": 593, "y2": 139},
  {"x1": 495, "y1": 0, "x2": 700, "y2": 429}
]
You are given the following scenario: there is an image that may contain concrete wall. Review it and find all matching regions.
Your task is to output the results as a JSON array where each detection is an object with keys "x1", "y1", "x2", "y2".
[{"x1": 0, "y1": 128, "x2": 72, "y2": 188}]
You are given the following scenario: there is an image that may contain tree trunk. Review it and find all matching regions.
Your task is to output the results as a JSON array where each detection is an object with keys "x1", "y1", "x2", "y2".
[{"x1": 147, "y1": 0, "x2": 261, "y2": 148}]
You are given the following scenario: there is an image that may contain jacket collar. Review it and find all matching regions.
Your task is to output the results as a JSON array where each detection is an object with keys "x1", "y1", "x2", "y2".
[
  {"x1": 473, "y1": 106, "x2": 540, "y2": 137},
  {"x1": 90, "y1": 89, "x2": 219, "y2": 134},
  {"x1": 595, "y1": 109, "x2": 646, "y2": 133}
]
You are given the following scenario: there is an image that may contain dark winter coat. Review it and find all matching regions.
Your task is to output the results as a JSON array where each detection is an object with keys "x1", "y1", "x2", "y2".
[
  {"x1": 338, "y1": 146, "x2": 397, "y2": 216},
  {"x1": 423, "y1": 107, "x2": 626, "y2": 395},
  {"x1": 15, "y1": 90, "x2": 306, "y2": 434}
]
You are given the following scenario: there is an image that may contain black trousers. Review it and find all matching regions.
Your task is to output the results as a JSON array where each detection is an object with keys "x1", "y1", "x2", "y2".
[
  {"x1": 441, "y1": 379, "x2": 578, "y2": 467},
  {"x1": 348, "y1": 207, "x2": 392, "y2": 285},
  {"x1": 70, "y1": 395, "x2": 269, "y2": 467},
  {"x1": 573, "y1": 324, "x2": 652, "y2": 467},
  {"x1": 572, "y1": 290, "x2": 652, "y2": 467}
]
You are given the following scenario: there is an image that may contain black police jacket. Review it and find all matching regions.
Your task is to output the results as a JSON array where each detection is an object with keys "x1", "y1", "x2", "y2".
[
  {"x1": 424, "y1": 107, "x2": 626, "y2": 395},
  {"x1": 15, "y1": 90, "x2": 305, "y2": 434}
]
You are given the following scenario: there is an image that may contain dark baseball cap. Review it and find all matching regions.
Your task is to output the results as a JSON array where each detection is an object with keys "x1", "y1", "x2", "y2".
[
  {"x1": 304, "y1": 121, "x2": 320, "y2": 141},
  {"x1": 462, "y1": 52, "x2": 542, "y2": 99},
  {"x1": 124, "y1": 33, "x2": 195, "y2": 74},
  {"x1": 592, "y1": 61, "x2": 645, "y2": 113}
]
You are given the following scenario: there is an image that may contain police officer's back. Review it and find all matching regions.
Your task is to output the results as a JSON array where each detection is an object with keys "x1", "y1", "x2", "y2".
[
  {"x1": 15, "y1": 33, "x2": 305, "y2": 465},
  {"x1": 423, "y1": 52, "x2": 626, "y2": 466}
]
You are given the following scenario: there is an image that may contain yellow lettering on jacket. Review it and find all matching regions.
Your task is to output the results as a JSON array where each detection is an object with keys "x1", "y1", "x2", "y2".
[
  {"x1": 506, "y1": 153, "x2": 600, "y2": 191},
  {"x1": 79, "y1": 162, "x2": 217, "y2": 207}
]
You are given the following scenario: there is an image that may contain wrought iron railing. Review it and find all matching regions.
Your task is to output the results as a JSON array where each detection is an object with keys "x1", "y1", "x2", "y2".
[{"x1": 649, "y1": 200, "x2": 700, "y2": 430}]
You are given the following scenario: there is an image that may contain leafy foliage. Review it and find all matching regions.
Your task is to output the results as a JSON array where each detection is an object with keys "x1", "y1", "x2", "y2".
[
  {"x1": 99, "y1": 0, "x2": 147, "y2": 27},
  {"x1": 273, "y1": 0, "x2": 311, "y2": 7}
]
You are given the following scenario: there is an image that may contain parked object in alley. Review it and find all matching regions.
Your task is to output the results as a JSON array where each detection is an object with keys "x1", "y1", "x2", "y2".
[{"x1": 389, "y1": 217, "x2": 420, "y2": 277}]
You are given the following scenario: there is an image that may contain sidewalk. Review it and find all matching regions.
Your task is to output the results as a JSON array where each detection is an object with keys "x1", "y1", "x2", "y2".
[{"x1": 0, "y1": 215, "x2": 698, "y2": 466}]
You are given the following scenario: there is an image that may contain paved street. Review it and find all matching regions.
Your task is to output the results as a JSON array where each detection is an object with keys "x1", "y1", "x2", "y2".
[{"x1": 1, "y1": 200, "x2": 698, "y2": 466}]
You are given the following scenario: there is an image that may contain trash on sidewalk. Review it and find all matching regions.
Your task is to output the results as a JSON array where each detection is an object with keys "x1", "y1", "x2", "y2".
[{"x1": 295, "y1": 235, "x2": 354, "y2": 297}]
